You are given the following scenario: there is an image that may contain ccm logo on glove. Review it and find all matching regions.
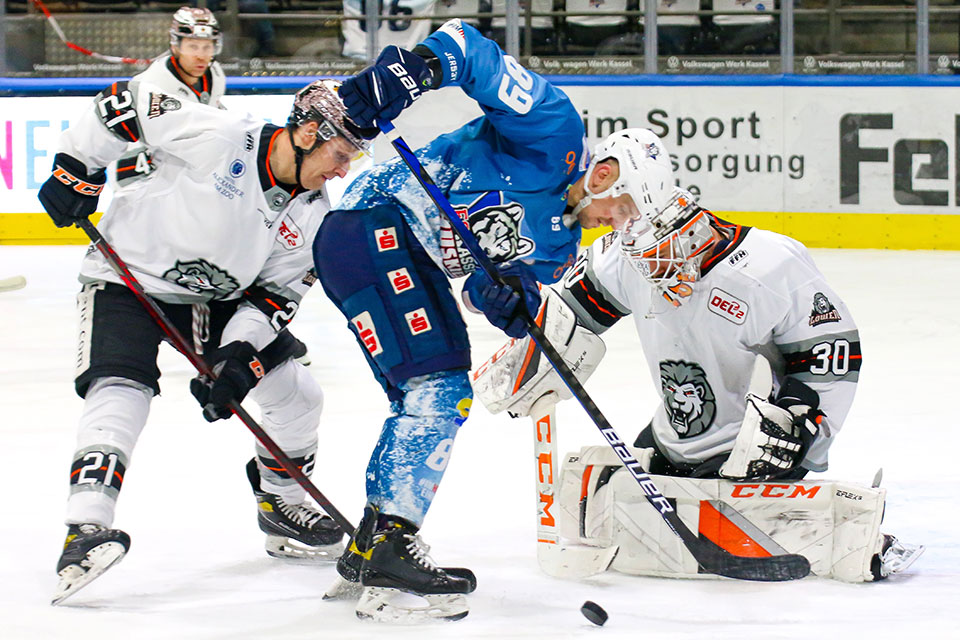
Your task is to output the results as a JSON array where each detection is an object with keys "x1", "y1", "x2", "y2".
[{"x1": 53, "y1": 165, "x2": 105, "y2": 196}]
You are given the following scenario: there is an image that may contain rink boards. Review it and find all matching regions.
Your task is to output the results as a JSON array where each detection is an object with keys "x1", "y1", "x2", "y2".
[{"x1": 2, "y1": 76, "x2": 960, "y2": 249}]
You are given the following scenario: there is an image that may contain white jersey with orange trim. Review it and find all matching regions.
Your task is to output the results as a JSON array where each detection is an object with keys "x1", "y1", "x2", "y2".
[
  {"x1": 559, "y1": 215, "x2": 861, "y2": 473},
  {"x1": 59, "y1": 79, "x2": 326, "y2": 319},
  {"x1": 113, "y1": 54, "x2": 226, "y2": 189}
]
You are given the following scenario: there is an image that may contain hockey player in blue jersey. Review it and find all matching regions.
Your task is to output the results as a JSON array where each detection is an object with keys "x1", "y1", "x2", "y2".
[{"x1": 313, "y1": 20, "x2": 633, "y2": 621}]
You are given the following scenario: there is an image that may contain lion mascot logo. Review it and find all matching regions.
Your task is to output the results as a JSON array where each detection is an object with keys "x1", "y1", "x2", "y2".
[
  {"x1": 659, "y1": 360, "x2": 716, "y2": 438},
  {"x1": 163, "y1": 258, "x2": 239, "y2": 297}
]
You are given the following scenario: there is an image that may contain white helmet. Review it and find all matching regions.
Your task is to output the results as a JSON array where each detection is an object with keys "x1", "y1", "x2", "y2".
[
  {"x1": 573, "y1": 128, "x2": 674, "y2": 223},
  {"x1": 170, "y1": 7, "x2": 222, "y2": 56}
]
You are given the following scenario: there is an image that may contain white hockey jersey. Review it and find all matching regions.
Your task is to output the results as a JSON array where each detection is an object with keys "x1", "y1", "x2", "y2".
[
  {"x1": 59, "y1": 79, "x2": 327, "y2": 327},
  {"x1": 114, "y1": 54, "x2": 227, "y2": 189},
  {"x1": 561, "y1": 216, "x2": 860, "y2": 472}
]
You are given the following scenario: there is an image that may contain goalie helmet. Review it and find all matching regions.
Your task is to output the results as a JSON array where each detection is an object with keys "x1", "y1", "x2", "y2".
[
  {"x1": 169, "y1": 7, "x2": 222, "y2": 56},
  {"x1": 573, "y1": 128, "x2": 674, "y2": 223},
  {"x1": 619, "y1": 187, "x2": 717, "y2": 307},
  {"x1": 288, "y1": 79, "x2": 372, "y2": 156}
]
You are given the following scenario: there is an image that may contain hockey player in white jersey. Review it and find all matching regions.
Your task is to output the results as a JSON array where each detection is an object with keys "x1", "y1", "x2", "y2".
[
  {"x1": 114, "y1": 7, "x2": 227, "y2": 190},
  {"x1": 474, "y1": 128, "x2": 923, "y2": 582},
  {"x1": 38, "y1": 78, "x2": 370, "y2": 604}
]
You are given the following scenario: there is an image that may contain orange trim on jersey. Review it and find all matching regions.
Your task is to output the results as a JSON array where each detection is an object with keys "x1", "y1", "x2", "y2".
[
  {"x1": 576, "y1": 280, "x2": 620, "y2": 320},
  {"x1": 170, "y1": 54, "x2": 205, "y2": 101},
  {"x1": 698, "y1": 501, "x2": 772, "y2": 558},
  {"x1": 264, "y1": 128, "x2": 283, "y2": 187},
  {"x1": 700, "y1": 211, "x2": 746, "y2": 272}
]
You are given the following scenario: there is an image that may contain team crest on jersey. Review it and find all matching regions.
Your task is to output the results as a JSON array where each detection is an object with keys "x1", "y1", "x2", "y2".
[
  {"x1": 809, "y1": 292, "x2": 842, "y2": 326},
  {"x1": 147, "y1": 93, "x2": 181, "y2": 119},
  {"x1": 439, "y1": 191, "x2": 535, "y2": 277},
  {"x1": 229, "y1": 159, "x2": 245, "y2": 178},
  {"x1": 660, "y1": 360, "x2": 716, "y2": 439},
  {"x1": 163, "y1": 259, "x2": 239, "y2": 296}
]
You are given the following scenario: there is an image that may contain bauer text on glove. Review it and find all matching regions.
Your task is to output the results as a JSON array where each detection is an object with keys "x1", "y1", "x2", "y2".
[{"x1": 339, "y1": 46, "x2": 437, "y2": 129}]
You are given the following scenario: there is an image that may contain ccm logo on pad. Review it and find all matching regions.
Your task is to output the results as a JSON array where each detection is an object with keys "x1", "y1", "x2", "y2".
[
  {"x1": 708, "y1": 288, "x2": 748, "y2": 325},
  {"x1": 351, "y1": 312, "x2": 383, "y2": 356}
]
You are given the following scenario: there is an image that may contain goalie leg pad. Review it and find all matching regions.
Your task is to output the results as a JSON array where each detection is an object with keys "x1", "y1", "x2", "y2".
[{"x1": 560, "y1": 455, "x2": 895, "y2": 582}]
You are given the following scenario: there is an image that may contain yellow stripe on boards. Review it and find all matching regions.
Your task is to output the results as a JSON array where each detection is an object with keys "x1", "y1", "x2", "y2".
[
  {"x1": 580, "y1": 212, "x2": 960, "y2": 251},
  {"x1": 3, "y1": 212, "x2": 959, "y2": 250}
]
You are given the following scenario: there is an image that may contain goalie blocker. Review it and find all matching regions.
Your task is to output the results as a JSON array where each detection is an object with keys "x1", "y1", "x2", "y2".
[{"x1": 558, "y1": 445, "x2": 922, "y2": 582}]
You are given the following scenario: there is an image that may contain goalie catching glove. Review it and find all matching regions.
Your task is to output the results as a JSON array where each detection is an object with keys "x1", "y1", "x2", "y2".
[
  {"x1": 190, "y1": 341, "x2": 266, "y2": 422},
  {"x1": 472, "y1": 288, "x2": 605, "y2": 417},
  {"x1": 719, "y1": 357, "x2": 824, "y2": 481}
]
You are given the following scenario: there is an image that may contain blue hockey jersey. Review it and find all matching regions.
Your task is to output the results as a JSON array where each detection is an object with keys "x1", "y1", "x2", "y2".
[{"x1": 335, "y1": 20, "x2": 588, "y2": 284}]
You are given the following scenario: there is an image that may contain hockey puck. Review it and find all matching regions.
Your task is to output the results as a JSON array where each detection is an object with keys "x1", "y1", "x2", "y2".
[{"x1": 580, "y1": 600, "x2": 608, "y2": 626}]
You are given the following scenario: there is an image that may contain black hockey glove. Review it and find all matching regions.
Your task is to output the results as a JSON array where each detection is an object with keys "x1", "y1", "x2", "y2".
[
  {"x1": 339, "y1": 46, "x2": 435, "y2": 130},
  {"x1": 190, "y1": 341, "x2": 266, "y2": 422},
  {"x1": 463, "y1": 262, "x2": 541, "y2": 339},
  {"x1": 720, "y1": 377, "x2": 824, "y2": 481},
  {"x1": 38, "y1": 153, "x2": 106, "y2": 228}
]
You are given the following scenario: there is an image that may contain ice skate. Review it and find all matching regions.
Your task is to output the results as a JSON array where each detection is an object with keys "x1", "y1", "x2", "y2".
[
  {"x1": 52, "y1": 523, "x2": 130, "y2": 605},
  {"x1": 356, "y1": 517, "x2": 472, "y2": 623},
  {"x1": 247, "y1": 459, "x2": 343, "y2": 561},
  {"x1": 872, "y1": 534, "x2": 925, "y2": 580},
  {"x1": 324, "y1": 504, "x2": 476, "y2": 602}
]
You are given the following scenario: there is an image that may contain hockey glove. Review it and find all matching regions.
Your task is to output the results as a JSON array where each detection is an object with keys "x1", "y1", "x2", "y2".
[
  {"x1": 190, "y1": 341, "x2": 266, "y2": 422},
  {"x1": 463, "y1": 262, "x2": 541, "y2": 339},
  {"x1": 339, "y1": 46, "x2": 434, "y2": 130},
  {"x1": 38, "y1": 153, "x2": 106, "y2": 228},
  {"x1": 719, "y1": 377, "x2": 824, "y2": 481}
]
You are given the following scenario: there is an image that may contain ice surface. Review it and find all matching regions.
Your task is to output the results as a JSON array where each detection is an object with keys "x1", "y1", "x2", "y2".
[{"x1": 1, "y1": 245, "x2": 957, "y2": 639}]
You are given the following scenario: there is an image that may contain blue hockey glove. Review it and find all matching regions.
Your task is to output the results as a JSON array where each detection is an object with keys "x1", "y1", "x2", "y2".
[
  {"x1": 190, "y1": 341, "x2": 266, "y2": 422},
  {"x1": 464, "y1": 263, "x2": 541, "y2": 339},
  {"x1": 38, "y1": 153, "x2": 106, "y2": 228},
  {"x1": 339, "y1": 46, "x2": 434, "y2": 129}
]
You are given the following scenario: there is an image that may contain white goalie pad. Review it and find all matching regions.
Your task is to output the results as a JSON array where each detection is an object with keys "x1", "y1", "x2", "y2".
[
  {"x1": 472, "y1": 288, "x2": 606, "y2": 417},
  {"x1": 558, "y1": 446, "x2": 890, "y2": 583}
]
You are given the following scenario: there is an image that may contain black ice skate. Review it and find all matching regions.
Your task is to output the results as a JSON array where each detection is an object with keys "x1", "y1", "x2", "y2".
[
  {"x1": 247, "y1": 459, "x2": 343, "y2": 561},
  {"x1": 52, "y1": 523, "x2": 130, "y2": 605},
  {"x1": 324, "y1": 504, "x2": 477, "y2": 602},
  {"x1": 356, "y1": 517, "x2": 472, "y2": 623}
]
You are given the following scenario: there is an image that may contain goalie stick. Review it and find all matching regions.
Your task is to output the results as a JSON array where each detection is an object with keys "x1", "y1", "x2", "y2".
[
  {"x1": 530, "y1": 393, "x2": 618, "y2": 577},
  {"x1": 75, "y1": 219, "x2": 354, "y2": 535},
  {"x1": 379, "y1": 121, "x2": 810, "y2": 582}
]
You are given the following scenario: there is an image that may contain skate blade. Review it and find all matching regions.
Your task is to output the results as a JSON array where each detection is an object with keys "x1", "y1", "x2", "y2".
[
  {"x1": 265, "y1": 536, "x2": 343, "y2": 563},
  {"x1": 355, "y1": 587, "x2": 468, "y2": 623},
  {"x1": 323, "y1": 575, "x2": 364, "y2": 601},
  {"x1": 51, "y1": 541, "x2": 127, "y2": 606},
  {"x1": 884, "y1": 543, "x2": 926, "y2": 576}
]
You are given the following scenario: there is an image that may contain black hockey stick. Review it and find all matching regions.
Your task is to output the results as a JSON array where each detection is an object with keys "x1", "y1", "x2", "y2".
[
  {"x1": 379, "y1": 121, "x2": 809, "y2": 581},
  {"x1": 76, "y1": 218, "x2": 354, "y2": 535}
]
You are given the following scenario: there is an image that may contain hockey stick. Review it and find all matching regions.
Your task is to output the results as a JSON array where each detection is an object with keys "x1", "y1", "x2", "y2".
[
  {"x1": 530, "y1": 393, "x2": 618, "y2": 577},
  {"x1": 75, "y1": 218, "x2": 354, "y2": 535},
  {"x1": 0, "y1": 275, "x2": 27, "y2": 292},
  {"x1": 379, "y1": 121, "x2": 809, "y2": 581}
]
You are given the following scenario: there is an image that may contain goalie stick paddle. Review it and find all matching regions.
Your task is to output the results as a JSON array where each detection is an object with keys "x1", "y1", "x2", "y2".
[
  {"x1": 530, "y1": 394, "x2": 619, "y2": 578},
  {"x1": 379, "y1": 121, "x2": 810, "y2": 582},
  {"x1": 75, "y1": 218, "x2": 354, "y2": 535}
]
